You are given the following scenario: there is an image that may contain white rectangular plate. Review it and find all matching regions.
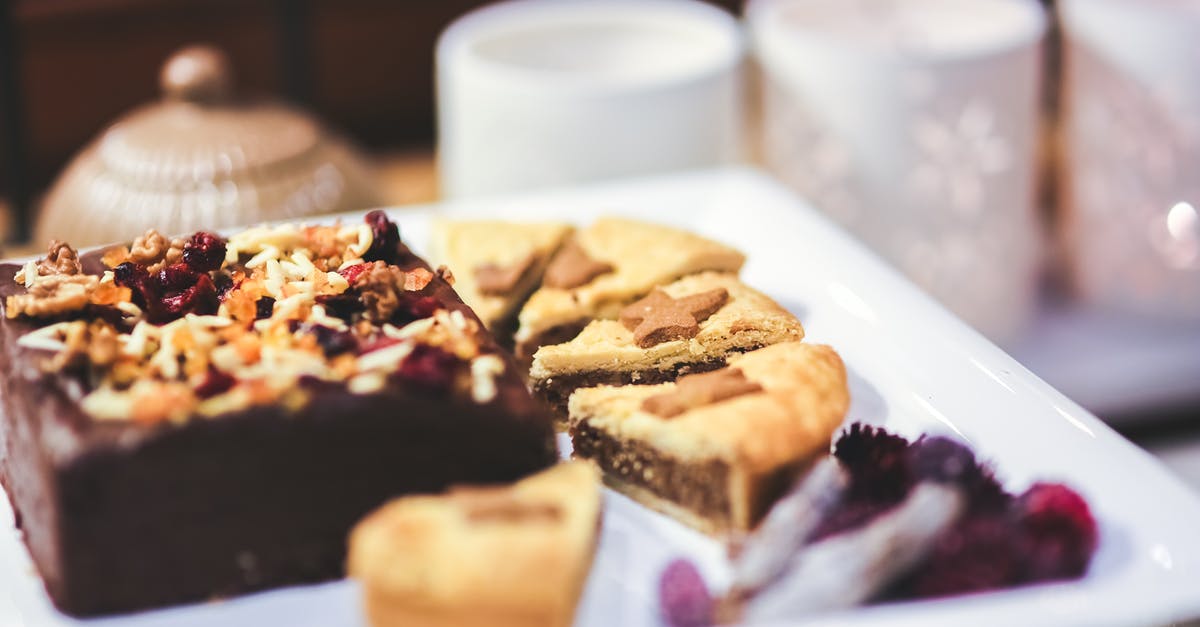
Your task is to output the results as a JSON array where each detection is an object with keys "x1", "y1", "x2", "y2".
[{"x1": 3, "y1": 167, "x2": 1199, "y2": 627}]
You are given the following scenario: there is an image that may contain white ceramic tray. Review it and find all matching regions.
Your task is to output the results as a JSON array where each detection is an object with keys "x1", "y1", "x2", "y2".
[{"x1": 3, "y1": 167, "x2": 1200, "y2": 626}]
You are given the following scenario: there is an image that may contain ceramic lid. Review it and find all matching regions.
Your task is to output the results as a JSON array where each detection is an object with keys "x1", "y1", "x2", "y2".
[{"x1": 36, "y1": 45, "x2": 383, "y2": 247}]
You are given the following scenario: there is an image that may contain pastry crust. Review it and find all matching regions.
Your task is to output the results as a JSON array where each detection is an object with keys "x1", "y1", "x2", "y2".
[
  {"x1": 530, "y1": 272, "x2": 803, "y2": 379},
  {"x1": 431, "y1": 220, "x2": 574, "y2": 330},
  {"x1": 348, "y1": 462, "x2": 602, "y2": 627},
  {"x1": 514, "y1": 218, "x2": 745, "y2": 350}
]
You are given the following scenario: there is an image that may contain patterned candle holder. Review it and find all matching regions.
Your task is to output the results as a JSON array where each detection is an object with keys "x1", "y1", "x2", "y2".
[
  {"x1": 748, "y1": 0, "x2": 1047, "y2": 343},
  {"x1": 1061, "y1": 0, "x2": 1200, "y2": 321}
]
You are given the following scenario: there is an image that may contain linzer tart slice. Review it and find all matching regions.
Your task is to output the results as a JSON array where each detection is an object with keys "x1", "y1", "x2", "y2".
[
  {"x1": 348, "y1": 461, "x2": 602, "y2": 627},
  {"x1": 568, "y1": 342, "x2": 848, "y2": 535},
  {"x1": 430, "y1": 220, "x2": 573, "y2": 336},
  {"x1": 512, "y1": 217, "x2": 745, "y2": 361},
  {"x1": 530, "y1": 272, "x2": 804, "y2": 419},
  {"x1": 0, "y1": 211, "x2": 555, "y2": 616}
]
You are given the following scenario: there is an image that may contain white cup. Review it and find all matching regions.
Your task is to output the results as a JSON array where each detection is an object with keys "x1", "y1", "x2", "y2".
[
  {"x1": 749, "y1": 0, "x2": 1046, "y2": 343},
  {"x1": 1061, "y1": 0, "x2": 1200, "y2": 322},
  {"x1": 436, "y1": 0, "x2": 744, "y2": 198}
]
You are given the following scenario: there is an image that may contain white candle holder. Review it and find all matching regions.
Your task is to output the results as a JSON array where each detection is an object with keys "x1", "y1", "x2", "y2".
[
  {"x1": 436, "y1": 0, "x2": 744, "y2": 199},
  {"x1": 749, "y1": 0, "x2": 1047, "y2": 343},
  {"x1": 1061, "y1": 0, "x2": 1200, "y2": 322}
]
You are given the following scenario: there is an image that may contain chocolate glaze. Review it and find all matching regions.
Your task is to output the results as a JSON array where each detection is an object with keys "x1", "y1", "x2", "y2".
[{"x1": 0, "y1": 240, "x2": 556, "y2": 616}]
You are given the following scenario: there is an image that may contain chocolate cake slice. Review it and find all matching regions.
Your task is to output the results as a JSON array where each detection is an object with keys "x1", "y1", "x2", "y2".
[
  {"x1": 512, "y1": 217, "x2": 745, "y2": 362},
  {"x1": 530, "y1": 272, "x2": 804, "y2": 420},
  {"x1": 0, "y1": 212, "x2": 555, "y2": 616},
  {"x1": 568, "y1": 342, "x2": 848, "y2": 534}
]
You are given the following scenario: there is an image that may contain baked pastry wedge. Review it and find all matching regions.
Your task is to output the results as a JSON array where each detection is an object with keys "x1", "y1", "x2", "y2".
[
  {"x1": 430, "y1": 220, "x2": 573, "y2": 338},
  {"x1": 0, "y1": 212, "x2": 555, "y2": 616},
  {"x1": 348, "y1": 461, "x2": 602, "y2": 627},
  {"x1": 530, "y1": 272, "x2": 804, "y2": 420},
  {"x1": 513, "y1": 217, "x2": 745, "y2": 361},
  {"x1": 568, "y1": 342, "x2": 848, "y2": 534}
]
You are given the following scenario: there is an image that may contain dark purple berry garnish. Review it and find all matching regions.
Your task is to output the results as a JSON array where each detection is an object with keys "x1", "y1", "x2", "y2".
[
  {"x1": 182, "y1": 231, "x2": 227, "y2": 272},
  {"x1": 195, "y1": 368, "x2": 236, "y2": 398},
  {"x1": 909, "y1": 436, "x2": 1010, "y2": 515},
  {"x1": 363, "y1": 210, "x2": 400, "y2": 263},
  {"x1": 395, "y1": 344, "x2": 459, "y2": 391},
  {"x1": 834, "y1": 423, "x2": 913, "y2": 502},
  {"x1": 1016, "y1": 483, "x2": 1097, "y2": 581},
  {"x1": 255, "y1": 296, "x2": 276, "y2": 320},
  {"x1": 905, "y1": 517, "x2": 1025, "y2": 598},
  {"x1": 659, "y1": 558, "x2": 712, "y2": 627}
]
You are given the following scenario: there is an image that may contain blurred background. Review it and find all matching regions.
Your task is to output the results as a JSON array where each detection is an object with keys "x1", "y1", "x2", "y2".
[{"x1": 0, "y1": 0, "x2": 1197, "y2": 485}]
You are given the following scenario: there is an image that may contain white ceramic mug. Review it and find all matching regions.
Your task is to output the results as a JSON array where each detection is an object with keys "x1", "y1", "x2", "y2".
[
  {"x1": 436, "y1": 0, "x2": 744, "y2": 199},
  {"x1": 749, "y1": 0, "x2": 1046, "y2": 343},
  {"x1": 1061, "y1": 0, "x2": 1200, "y2": 322}
]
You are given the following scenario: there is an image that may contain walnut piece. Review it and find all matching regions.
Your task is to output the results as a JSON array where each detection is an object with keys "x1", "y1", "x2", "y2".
[
  {"x1": 37, "y1": 240, "x2": 82, "y2": 276},
  {"x1": 357, "y1": 261, "x2": 407, "y2": 323},
  {"x1": 129, "y1": 229, "x2": 185, "y2": 272},
  {"x1": 5, "y1": 274, "x2": 99, "y2": 319}
]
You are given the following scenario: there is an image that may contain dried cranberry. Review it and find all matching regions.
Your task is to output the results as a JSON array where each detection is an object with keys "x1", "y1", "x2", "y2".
[
  {"x1": 294, "y1": 322, "x2": 358, "y2": 356},
  {"x1": 659, "y1": 559, "x2": 712, "y2": 627},
  {"x1": 113, "y1": 262, "x2": 150, "y2": 307},
  {"x1": 315, "y1": 293, "x2": 363, "y2": 322},
  {"x1": 195, "y1": 369, "x2": 236, "y2": 398},
  {"x1": 394, "y1": 295, "x2": 441, "y2": 325},
  {"x1": 182, "y1": 231, "x2": 227, "y2": 272},
  {"x1": 395, "y1": 344, "x2": 459, "y2": 391},
  {"x1": 1016, "y1": 483, "x2": 1097, "y2": 581},
  {"x1": 150, "y1": 264, "x2": 219, "y2": 323},
  {"x1": 212, "y1": 270, "x2": 238, "y2": 300},
  {"x1": 363, "y1": 210, "x2": 400, "y2": 263},
  {"x1": 904, "y1": 516, "x2": 1025, "y2": 598},
  {"x1": 255, "y1": 296, "x2": 276, "y2": 320},
  {"x1": 339, "y1": 262, "x2": 371, "y2": 285}
]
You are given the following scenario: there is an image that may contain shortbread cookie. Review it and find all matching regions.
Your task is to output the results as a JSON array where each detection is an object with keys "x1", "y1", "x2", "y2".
[
  {"x1": 531, "y1": 272, "x2": 803, "y2": 418},
  {"x1": 431, "y1": 220, "x2": 573, "y2": 337},
  {"x1": 513, "y1": 218, "x2": 745, "y2": 360},
  {"x1": 568, "y1": 343, "x2": 848, "y2": 534},
  {"x1": 349, "y1": 461, "x2": 602, "y2": 627}
]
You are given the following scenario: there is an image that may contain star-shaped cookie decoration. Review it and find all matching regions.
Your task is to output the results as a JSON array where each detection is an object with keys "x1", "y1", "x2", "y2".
[
  {"x1": 619, "y1": 287, "x2": 729, "y2": 348},
  {"x1": 641, "y1": 367, "x2": 763, "y2": 418},
  {"x1": 473, "y1": 253, "x2": 535, "y2": 296},
  {"x1": 543, "y1": 239, "x2": 613, "y2": 289}
]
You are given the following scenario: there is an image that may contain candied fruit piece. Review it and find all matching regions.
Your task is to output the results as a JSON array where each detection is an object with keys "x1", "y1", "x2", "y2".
[
  {"x1": 659, "y1": 558, "x2": 712, "y2": 627},
  {"x1": 182, "y1": 231, "x2": 227, "y2": 272}
]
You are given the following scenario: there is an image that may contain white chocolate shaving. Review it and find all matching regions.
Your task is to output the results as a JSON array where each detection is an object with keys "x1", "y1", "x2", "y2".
[{"x1": 470, "y1": 354, "x2": 505, "y2": 403}]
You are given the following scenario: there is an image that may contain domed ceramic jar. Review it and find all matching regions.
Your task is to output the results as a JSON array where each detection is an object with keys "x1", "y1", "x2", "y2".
[{"x1": 36, "y1": 45, "x2": 384, "y2": 247}]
